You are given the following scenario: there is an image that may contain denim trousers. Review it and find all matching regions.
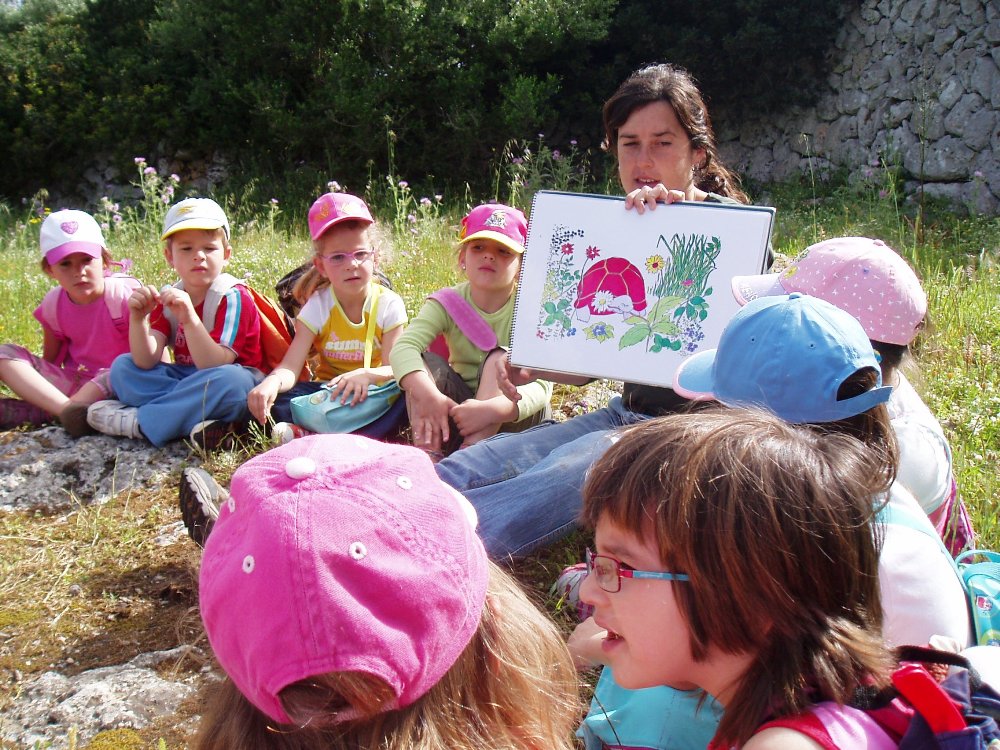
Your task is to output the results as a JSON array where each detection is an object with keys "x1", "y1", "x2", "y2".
[
  {"x1": 110, "y1": 354, "x2": 261, "y2": 447},
  {"x1": 434, "y1": 396, "x2": 647, "y2": 558}
]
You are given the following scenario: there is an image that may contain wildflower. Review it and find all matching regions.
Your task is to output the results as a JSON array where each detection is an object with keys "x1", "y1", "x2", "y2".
[
  {"x1": 592, "y1": 290, "x2": 614, "y2": 313},
  {"x1": 134, "y1": 157, "x2": 146, "y2": 164},
  {"x1": 420, "y1": 197, "x2": 432, "y2": 206},
  {"x1": 170, "y1": 173, "x2": 180, "y2": 183},
  {"x1": 879, "y1": 189, "x2": 889, "y2": 199},
  {"x1": 161, "y1": 195, "x2": 170, "y2": 204},
  {"x1": 407, "y1": 214, "x2": 417, "y2": 223},
  {"x1": 570, "y1": 139, "x2": 578, "y2": 146},
  {"x1": 101, "y1": 222, "x2": 110, "y2": 231},
  {"x1": 512, "y1": 158, "x2": 523, "y2": 165},
  {"x1": 270, "y1": 198, "x2": 279, "y2": 205},
  {"x1": 327, "y1": 180, "x2": 342, "y2": 192},
  {"x1": 537, "y1": 133, "x2": 545, "y2": 139},
  {"x1": 974, "y1": 170, "x2": 984, "y2": 178},
  {"x1": 646, "y1": 255, "x2": 665, "y2": 273},
  {"x1": 398, "y1": 180, "x2": 409, "y2": 189},
  {"x1": 165, "y1": 186, "x2": 174, "y2": 198},
  {"x1": 113, "y1": 215, "x2": 123, "y2": 223},
  {"x1": 435, "y1": 194, "x2": 443, "y2": 202},
  {"x1": 561, "y1": 242, "x2": 574, "y2": 255},
  {"x1": 143, "y1": 166, "x2": 156, "y2": 175},
  {"x1": 552, "y1": 150, "x2": 562, "y2": 160},
  {"x1": 586, "y1": 245, "x2": 600, "y2": 260}
]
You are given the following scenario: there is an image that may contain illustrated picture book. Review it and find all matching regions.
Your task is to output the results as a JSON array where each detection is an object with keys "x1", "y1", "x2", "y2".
[{"x1": 510, "y1": 191, "x2": 775, "y2": 387}]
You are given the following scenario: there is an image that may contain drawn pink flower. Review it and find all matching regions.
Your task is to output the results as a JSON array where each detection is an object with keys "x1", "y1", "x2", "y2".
[
  {"x1": 561, "y1": 243, "x2": 574, "y2": 255},
  {"x1": 586, "y1": 246, "x2": 600, "y2": 260}
]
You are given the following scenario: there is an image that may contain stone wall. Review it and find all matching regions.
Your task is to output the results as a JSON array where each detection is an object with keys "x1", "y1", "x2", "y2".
[{"x1": 716, "y1": 0, "x2": 999, "y2": 215}]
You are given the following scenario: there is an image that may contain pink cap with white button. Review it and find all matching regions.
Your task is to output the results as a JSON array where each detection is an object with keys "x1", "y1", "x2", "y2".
[
  {"x1": 198, "y1": 434, "x2": 489, "y2": 724},
  {"x1": 731, "y1": 237, "x2": 928, "y2": 345}
]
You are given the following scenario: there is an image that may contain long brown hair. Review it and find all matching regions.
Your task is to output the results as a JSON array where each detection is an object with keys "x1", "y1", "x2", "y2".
[
  {"x1": 194, "y1": 562, "x2": 581, "y2": 750},
  {"x1": 582, "y1": 410, "x2": 893, "y2": 746},
  {"x1": 602, "y1": 63, "x2": 749, "y2": 204}
]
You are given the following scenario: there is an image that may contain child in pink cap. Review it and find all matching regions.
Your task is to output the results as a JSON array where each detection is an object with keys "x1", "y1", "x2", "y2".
[
  {"x1": 731, "y1": 236, "x2": 971, "y2": 554},
  {"x1": 246, "y1": 191, "x2": 408, "y2": 441},
  {"x1": 390, "y1": 202, "x2": 552, "y2": 456},
  {"x1": 0, "y1": 209, "x2": 139, "y2": 434},
  {"x1": 195, "y1": 434, "x2": 579, "y2": 750}
]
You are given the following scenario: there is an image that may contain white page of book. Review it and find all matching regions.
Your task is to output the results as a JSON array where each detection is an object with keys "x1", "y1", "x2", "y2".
[{"x1": 510, "y1": 191, "x2": 774, "y2": 387}]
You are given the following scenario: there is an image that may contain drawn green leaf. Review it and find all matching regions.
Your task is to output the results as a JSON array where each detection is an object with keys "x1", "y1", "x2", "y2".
[
  {"x1": 618, "y1": 326, "x2": 649, "y2": 349},
  {"x1": 652, "y1": 320, "x2": 680, "y2": 335}
]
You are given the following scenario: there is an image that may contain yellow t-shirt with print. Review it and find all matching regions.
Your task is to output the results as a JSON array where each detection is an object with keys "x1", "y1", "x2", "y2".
[{"x1": 297, "y1": 283, "x2": 408, "y2": 381}]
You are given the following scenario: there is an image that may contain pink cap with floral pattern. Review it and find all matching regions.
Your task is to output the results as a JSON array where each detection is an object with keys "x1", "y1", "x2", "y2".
[{"x1": 731, "y1": 237, "x2": 927, "y2": 345}]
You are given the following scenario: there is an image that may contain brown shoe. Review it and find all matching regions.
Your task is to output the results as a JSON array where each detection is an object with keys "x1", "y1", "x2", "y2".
[{"x1": 59, "y1": 402, "x2": 96, "y2": 437}]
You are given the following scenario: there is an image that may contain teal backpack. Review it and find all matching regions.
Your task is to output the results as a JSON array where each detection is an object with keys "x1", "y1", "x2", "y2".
[{"x1": 957, "y1": 551, "x2": 1000, "y2": 647}]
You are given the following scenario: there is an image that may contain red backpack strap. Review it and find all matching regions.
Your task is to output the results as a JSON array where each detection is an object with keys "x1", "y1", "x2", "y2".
[{"x1": 428, "y1": 288, "x2": 498, "y2": 352}]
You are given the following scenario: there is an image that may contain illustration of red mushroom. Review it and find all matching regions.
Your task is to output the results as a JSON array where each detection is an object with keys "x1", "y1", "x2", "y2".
[{"x1": 573, "y1": 257, "x2": 648, "y2": 323}]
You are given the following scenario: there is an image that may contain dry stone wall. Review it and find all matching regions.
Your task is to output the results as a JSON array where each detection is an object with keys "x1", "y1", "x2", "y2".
[{"x1": 717, "y1": 0, "x2": 1000, "y2": 215}]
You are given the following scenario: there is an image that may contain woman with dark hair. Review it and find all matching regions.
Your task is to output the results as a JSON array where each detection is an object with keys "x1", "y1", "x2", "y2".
[{"x1": 435, "y1": 62, "x2": 765, "y2": 559}]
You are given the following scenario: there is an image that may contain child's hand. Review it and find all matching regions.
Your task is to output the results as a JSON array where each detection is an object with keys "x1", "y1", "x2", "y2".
[
  {"x1": 248, "y1": 376, "x2": 281, "y2": 424},
  {"x1": 127, "y1": 285, "x2": 161, "y2": 318},
  {"x1": 158, "y1": 286, "x2": 197, "y2": 326},
  {"x1": 450, "y1": 399, "x2": 506, "y2": 445},
  {"x1": 496, "y1": 355, "x2": 537, "y2": 403},
  {"x1": 326, "y1": 370, "x2": 377, "y2": 407},
  {"x1": 623, "y1": 184, "x2": 686, "y2": 214},
  {"x1": 566, "y1": 616, "x2": 609, "y2": 670},
  {"x1": 407, "y1": 390, "x2": 456, "y2": 453}
]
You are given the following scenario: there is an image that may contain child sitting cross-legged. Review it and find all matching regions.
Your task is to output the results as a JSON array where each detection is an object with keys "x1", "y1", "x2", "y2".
[
  {"x1": 246, "y1": 191, "x2": 407, "y2": 442},
  {"x1": 87, "y1": 198, "x2": 264, "y2": 448},
  {"x1": 390, "y1": 203, "x2": 552, "y2": 457},
  {"x1": 0, "y1": 209, "x2": 140, "y2": 435}
]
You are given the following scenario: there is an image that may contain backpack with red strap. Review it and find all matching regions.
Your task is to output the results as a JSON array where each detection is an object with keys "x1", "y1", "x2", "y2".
[{"x1": 764, "y1": 647, "x2": 1000, "y2": 750}]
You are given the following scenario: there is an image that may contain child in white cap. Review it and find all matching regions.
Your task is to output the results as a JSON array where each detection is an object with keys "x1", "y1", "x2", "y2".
[
  {"x1": 731, "y1": 236, "x2": 970, "y2": 554},
  {"x1": 195, "y1": 434, "x2": 580, "y2": 749},
  {"x1": 0, "y1": 209, "x2": 139, "y2": 434},
  {"x1": 390, "y1": 202, "x2": 552, "y2": 456},
  {"x1": 86, "y1": 197, "x2": 264, "y2": 448}
]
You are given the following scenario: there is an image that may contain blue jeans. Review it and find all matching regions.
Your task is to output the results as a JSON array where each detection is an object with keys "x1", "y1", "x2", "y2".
[
  {"x1": 434, "y1": 396, "x2": 647, "y2": 558},
  {"x1": 110, "y1": 355, "x2": 261, "y2": 447}
]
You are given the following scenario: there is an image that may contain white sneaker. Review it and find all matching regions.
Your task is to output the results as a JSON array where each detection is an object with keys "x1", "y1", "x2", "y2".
[
  {"x1": 86, "y1": 400, "x2": 143, "y2": 439},
  {"x1": 271, "y1": 422, "x2": 314, "y2": 445}
]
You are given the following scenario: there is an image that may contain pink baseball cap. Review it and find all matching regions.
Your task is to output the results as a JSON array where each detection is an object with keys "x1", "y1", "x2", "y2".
[
  {"x1": 459, "y1": 203, "x2": 527, "y2": 254},
  {"x1": 39, "y1": 210, "x2": 106, "y2": 264},
  {"x1": 731, "y1": 237, "x2": 927, "y2": 345},
  {"x1": 308, "y1": 192, "x2": 374, "y2": 241},
  {"x1": 198, "y1": 434, "x2": 489, "y2": 725}
]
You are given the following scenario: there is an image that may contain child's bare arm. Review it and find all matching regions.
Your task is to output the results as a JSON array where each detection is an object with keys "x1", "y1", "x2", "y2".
[
  {"x1": 327, "y1": 324, "x2": 403, "y2": 405},
  {"x1": 160, "y1": 287, "x2": 236, "y2": 369},
  {"x1": 128, "y1": 285, "x2": 167, "y2": 369},
  {"x1": 41, "y1": 327, "x2": 63, "y2": 363},
  {"x1": 400, "y1": 369, "x2": 456, "y2": 452},
  {"x1": 247, "y1": 321, "x2": 314, "y2": 424}
]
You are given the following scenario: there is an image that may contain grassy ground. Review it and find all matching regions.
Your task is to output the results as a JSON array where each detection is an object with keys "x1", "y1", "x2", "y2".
[{"x1": 0, "y1": 158, "x2": 998, "y2": 747}]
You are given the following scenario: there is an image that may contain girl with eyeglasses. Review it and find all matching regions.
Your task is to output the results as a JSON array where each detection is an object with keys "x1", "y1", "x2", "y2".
[
  {"x1": 579, "y1": 409, "x2": 897, "y2": 750},
  {"x1": 390, "y1": 203, "x2": 552, "y2": 457},
  {"x1": 247, "y1": 192, "x2": 407, "y2": 439}
]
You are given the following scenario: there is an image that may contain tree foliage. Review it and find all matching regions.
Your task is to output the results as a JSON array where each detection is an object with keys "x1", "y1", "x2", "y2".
[{"x1": 0, "y1": 0, "x2": 853, "y2": 203}]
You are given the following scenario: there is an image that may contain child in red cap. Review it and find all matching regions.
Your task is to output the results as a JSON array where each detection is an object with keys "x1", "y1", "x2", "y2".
[{"x1": 390, "y1": 202, "x2": 552, "y2": 456}]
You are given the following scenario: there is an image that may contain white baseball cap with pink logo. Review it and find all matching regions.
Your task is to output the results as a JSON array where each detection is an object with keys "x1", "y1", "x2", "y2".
[
  {"x1": 39, "y1": 210, "x2": 106, "y2": 264},
  {"x1": 731, "y1": 237, "x2": 927, "y2": 345}
]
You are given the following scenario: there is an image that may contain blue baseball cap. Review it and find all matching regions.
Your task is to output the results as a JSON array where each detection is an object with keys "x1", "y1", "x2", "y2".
[{"x1": 673, "y1": 293, "x2": 893, "y2": 424}]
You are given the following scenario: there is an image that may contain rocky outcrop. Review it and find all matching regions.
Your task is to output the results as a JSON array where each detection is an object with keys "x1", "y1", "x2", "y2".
[{"x1": 717, "y1": 0, "x2": 1000, "y2": 215}]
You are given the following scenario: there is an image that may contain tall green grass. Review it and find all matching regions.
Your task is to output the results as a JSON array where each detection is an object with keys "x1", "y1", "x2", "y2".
[{"x1": 2, "y1": 153, "x2": 998, "y2": 546}]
